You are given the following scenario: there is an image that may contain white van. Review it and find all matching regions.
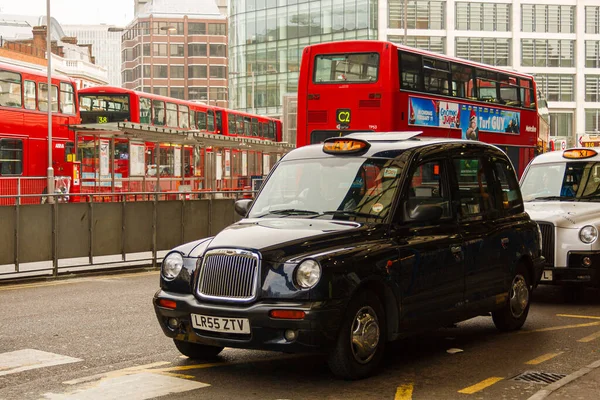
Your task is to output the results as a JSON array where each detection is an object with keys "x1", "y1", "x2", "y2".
[{"x1": 520, "y1": 148, "x2": 600, "y2": 291}]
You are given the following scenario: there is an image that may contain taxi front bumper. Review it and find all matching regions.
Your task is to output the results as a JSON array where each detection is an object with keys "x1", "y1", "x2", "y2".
[
  {"x1": 540, "y1": 251, "x2": 600, "y2": 286},
  {"x1": 153, "y1": 290, "x2": 345, "y2": 353}
]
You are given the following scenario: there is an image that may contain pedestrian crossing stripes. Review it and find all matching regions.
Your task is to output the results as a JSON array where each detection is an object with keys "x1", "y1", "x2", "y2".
[{"x1": 0, "y1": 349, "x2": 82, "y2": 377}]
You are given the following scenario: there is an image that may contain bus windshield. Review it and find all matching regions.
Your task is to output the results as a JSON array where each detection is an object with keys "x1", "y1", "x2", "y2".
[
  {"x1": 313, "y1": 53, "x2": 379, "y2": 83},
  {"x1": 79, "y1": 94, "x2": 130, "y2": 124}
]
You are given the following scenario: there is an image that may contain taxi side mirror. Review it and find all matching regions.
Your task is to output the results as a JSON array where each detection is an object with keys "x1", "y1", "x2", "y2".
[
  {"x1": 235, "y1": 199, "x2": 253, "y2": 217},
  {"x1": 409, "y1": 204, "x2": 443, "y2": 222}
]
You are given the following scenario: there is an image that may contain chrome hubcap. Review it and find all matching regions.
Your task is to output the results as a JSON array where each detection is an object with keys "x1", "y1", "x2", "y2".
[
  {"x1": 350, "y1": 306, "x2": 380, "y2": 364},
  {"x1": 510, "y1": 274, "x2": 529, "y2": 318}
]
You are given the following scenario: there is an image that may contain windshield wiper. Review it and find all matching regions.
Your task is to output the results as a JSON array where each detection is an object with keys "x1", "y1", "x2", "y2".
[
  {"x1": 255, "y1": 209, "x2": 321, "y2": 218},
  {"x1": 317, "y1": 210, "x2": 384, "y2": 219},
  {"x1": 529, "y1": 196, "x2": 575, "y2": 201}
]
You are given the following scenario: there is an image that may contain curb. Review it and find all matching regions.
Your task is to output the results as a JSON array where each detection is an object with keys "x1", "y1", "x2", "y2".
[{"x1": 527, "y1": 359, "x2": 600, "y2": 400}]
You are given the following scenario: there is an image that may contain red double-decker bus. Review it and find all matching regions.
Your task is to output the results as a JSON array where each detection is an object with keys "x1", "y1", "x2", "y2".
[
  {"x1": 0, "y1": 61, "x2": 80, "y2": 203},
  {"x1": 76, "y1": 86, "x2": 283, "y2": 194},
  {"x1": 297, "y1": 40, "x2": 550, "y2": 175}
]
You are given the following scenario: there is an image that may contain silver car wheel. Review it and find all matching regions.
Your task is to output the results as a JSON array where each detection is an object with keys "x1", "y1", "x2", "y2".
[
  {"x1": 350, "y1": 306, "x2": 380, "y2": 364},
  {"x1": 510, "y1": 274, "x2": 529, "y2": 318}
]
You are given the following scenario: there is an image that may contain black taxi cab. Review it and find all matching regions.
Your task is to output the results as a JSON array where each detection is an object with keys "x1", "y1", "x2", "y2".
[{"x1": 154, "y1": 132, "x2": 544, "y2": 380}]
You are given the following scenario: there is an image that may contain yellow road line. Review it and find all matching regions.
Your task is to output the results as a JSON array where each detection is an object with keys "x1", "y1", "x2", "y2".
[
  {"x1": 395, "y1": 383, "x2": 414, "y2": 400},
  {"x1": 525, "y1": 352, "x2": 563, "y2": 365},
  {"x1": 458, "y1": 377, "x2": 504, "y2": 394},
  {"x1": 0, "y1": 271, "x2": 159, "y2": 291},
  {"x1": 63, "y1": 361, "x2": 171, "y2": 385},
  {"x1": 156, "y1": 353, "x2": 310, "y2": 373},
  {"x1": 578, "y1": 330, "x2": 600, "y2": 343},
  {"x1": 518, "y1": 321, "x2": 600, "y2": 334},
  {"x1": 556, "y1": 314, "x2": 600, "y2": 321}
]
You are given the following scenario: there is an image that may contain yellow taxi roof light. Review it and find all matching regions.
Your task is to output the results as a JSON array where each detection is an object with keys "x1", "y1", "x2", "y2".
[
  {"x1": 563, "y1": 149, "x2": 598, "y2": 159},
  {"x1": 323, "y1": 139, "x2": 370, "y2": 154}
]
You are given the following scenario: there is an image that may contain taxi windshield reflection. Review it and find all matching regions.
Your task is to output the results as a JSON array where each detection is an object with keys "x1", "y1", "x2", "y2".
[
  {"x1": 249, "y1": 157, "x2": 403, "y2": 221},
  {"x1": 521, "y1": 162, "x2": 600, "y2": 201}
]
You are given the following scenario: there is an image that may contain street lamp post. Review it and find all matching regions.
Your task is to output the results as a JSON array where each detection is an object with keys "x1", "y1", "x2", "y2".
[
  {"x1": 160, "y1": 26, "x2": 176, "y2": 97},
  {"x1": 46, "y1": 0, "x2": 54, "y2": 203}
]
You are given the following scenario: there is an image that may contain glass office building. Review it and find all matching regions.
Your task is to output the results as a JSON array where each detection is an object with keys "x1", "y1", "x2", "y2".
[
  {"x1": 229, "y1": 0, "x2": 378, "y2": 116},
  {"x1": 231, "y1": 0, "x2": 600, "y2": 145}
]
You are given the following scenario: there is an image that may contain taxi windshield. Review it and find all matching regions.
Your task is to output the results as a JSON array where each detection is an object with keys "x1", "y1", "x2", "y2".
[
  {"x1": 521, "y1": 161, "x2": 600, "y2": 202},
  {"x1": 249, "y1": 157, "x2": 403, "y2": 221}
]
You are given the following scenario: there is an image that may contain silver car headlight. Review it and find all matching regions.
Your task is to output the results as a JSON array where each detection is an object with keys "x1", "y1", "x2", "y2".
[
  {"x1": 162, "y1": 252, "x2": 184, "y2": 280},
  {"x1": 294, "y1": 259, "x2": 321, "y2": 289},
  {"x1": 579, "y1": 225, "x2": 598, "y2": 244}
]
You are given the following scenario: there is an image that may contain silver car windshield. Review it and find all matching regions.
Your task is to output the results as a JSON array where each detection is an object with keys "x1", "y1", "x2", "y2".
[
  {"x1": 248, "y1": 157, "x2": 403, "y2": 221},
  {"x1": 521, "y1": 162, "x2": 600, "y2": 201}
]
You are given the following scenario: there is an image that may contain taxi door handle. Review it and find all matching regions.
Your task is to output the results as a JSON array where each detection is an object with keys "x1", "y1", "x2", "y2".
[
  {"x1": 501, "y1": 238, "x2": 509, "y2": 249},
  {"x1": 450, "y1": 246, "x2": 462, "y2": 254}
]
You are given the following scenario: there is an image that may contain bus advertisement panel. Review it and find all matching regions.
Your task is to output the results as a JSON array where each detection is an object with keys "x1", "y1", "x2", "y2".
[{"x1": 297, "y1": 40, "x2": 550, "y2": 175}]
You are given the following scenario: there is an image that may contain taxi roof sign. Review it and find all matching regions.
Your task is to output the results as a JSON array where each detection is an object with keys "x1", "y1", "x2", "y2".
[
  {"x1": 563, "y1": 149, "x2": 598, "y2": 159},
  {"x1": 323, "y1": 138, "x2": 370, "y2": 154}
]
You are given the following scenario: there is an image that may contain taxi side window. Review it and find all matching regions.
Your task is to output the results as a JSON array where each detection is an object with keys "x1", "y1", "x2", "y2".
[
  {"x1": 491, "y1": 159, "x2": 523, "y2": 214},
  {"x1": 404, "y1": 160, "x2": 451, "y2": 220},
  {"x1": 452, "y1": 157, "x2": 496, "y2": 218}
]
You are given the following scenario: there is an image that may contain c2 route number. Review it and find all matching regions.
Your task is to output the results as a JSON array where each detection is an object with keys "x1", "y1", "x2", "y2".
[{"x1": 336, "y1": 109, "x2": 351, "y2": 124}]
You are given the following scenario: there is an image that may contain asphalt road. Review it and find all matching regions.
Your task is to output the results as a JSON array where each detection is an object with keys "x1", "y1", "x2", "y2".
[{"x1": 1, "y1": 271, "x2": 599, "y2": 400}]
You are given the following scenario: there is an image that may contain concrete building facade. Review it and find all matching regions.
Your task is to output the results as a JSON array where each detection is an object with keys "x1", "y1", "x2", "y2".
[
  {"x1": 123, "y1": 0, "x2": 228, "y2": 104},
  {"x1": 63, "y1": 24, "x2": 124, "y2": 86}
]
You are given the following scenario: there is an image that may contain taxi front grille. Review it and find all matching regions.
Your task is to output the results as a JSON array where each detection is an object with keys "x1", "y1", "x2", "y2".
[
  {"x1": 537, "y1": 222, "x2": 555, "y2": 266},
  {"x1": 197, "y1": 249, "x2": 260, "y2": 302}
]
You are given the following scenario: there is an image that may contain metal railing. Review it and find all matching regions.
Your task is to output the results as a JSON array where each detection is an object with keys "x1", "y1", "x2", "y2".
[{"x1": 0, "y1": 190, "x2": 252, "y2": 281}]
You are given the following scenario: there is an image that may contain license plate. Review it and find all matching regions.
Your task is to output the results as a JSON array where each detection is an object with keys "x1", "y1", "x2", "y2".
[
  {"x1": 191, "y1": 314, "x2": 250, "y2": 334},
  {"x1": 541, "y1": 270, "x2": 553, "y2": 281}
]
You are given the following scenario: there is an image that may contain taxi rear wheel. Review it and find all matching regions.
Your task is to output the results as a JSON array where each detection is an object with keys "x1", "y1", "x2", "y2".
[
  {"x1": 492, "y1": 265, "x2": 531, "y2": 332},
  {"x1": 327, "y1": 290, "x2": 386, "y2": 380},
  {"x1": 173, "y1": 339, "x2": 224, "y2": 359}
]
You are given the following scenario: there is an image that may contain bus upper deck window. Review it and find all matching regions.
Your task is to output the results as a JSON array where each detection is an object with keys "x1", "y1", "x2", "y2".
[{"x1": 313, "y1": 53, "x2": 379, "y2": 83}]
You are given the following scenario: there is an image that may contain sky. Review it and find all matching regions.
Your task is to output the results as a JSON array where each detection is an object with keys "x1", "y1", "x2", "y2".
[{"x1": 0, "y1": 0, "x2": 134, "y2": 26}]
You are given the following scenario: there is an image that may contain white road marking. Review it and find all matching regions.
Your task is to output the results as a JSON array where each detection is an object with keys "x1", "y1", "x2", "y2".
[
  {"x1": 43, "y1": 371, "x2": 209, "y2": 400},
  {"x1": 0, "y1": 349, "x2": 82, "y2": 377}
]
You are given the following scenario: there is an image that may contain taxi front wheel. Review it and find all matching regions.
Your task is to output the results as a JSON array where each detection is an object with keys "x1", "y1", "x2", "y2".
[
  {"x1": 328, "y1": 290, "x2": 386, "y2": 380},
  {"x1": 492, "y1": 265, "x2": 531, "y2": 332},
  {"x1": 173, "y1": 339, "x2": 224, "y2": 359}
]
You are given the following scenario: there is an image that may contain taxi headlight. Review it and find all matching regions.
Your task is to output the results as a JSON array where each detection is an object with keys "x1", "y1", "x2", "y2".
[
  {"x1": 295, "y1": 259, "x2": 321, "y2": 289},
  {"x1": 579, "y1": 226, "x2": 598, "y2": 244},
  {"x1": 162, "y1": 252, "x2": 184, "y2": 280}
]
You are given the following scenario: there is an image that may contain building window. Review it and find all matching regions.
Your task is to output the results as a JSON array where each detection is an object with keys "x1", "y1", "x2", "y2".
[
  {"x1": 455, "y1": 37, "x2": 511, "y2": 66},
  {"x1": 586, "y1": 41, "x2": 600, "y2": 68},
  {"x1": 586, "y1": 6, "x2": 600, "y2": 34},
  {"x1": 209, "y1": 66, "x2": 226, "y2": 79},
  {"x1": 189, "y1": 87, "x2": 207, "y2": 101},
  {"x1": 388, "y1": 0, "x2": 445, "y2": 30},
  {"x1": 188, "y1": 65, "x2": 207, "y2": 78},
  {"x1": 188, "y1": 22, "x2": 206, "y2": 35},
  {"x1": 154, "y1": 65, "x2": 168, "y2": 79},
  {"x1": 0, "y1": 139, "x2": 23, "y2": 176},
  {"x1": 209, "y1": 87, "x2": 228, "y2": 101},
  {"x1": 152, "y1": 44, "x2": 167, "y2": 56},
  {"x1": 387, "y1": 36, "x2": 445, "y2": 54},
  {"x1": 455, "y1": 2, "x2": 510, "y2": 32},
  {"x1": 534, "y1": 75, "x2": 575, "y2": 102},
  {"x1": 550, "y1": 113, "x2": 573, "y2": 137},
  {"x1": 170, "y1": 44, "x2": 184, "y2": 57},
  {"x1": 188, "y1": 43, "x2": 207, "y2": 57},
  {"x1": 586, "y1": 76, "x2": 600, "y2": 102},
  {"x1": 585, "y1": 109, "x2": 600, "y2": 134},
  {"x1": 171, "y1": 66, "x2": 184, "y2": 79},
  {"x1": 521, "y1": 40, "x2": 574, "y2": 67},
  {"x1": 208, "y1": 23, "x2": 226, "y2": 35},
  {"x1": 209, "y1": 44, "x2": 227, "y2": 57},
  {"x1": 522, "y1": 5, "x2": 574, "y2": 33}
]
